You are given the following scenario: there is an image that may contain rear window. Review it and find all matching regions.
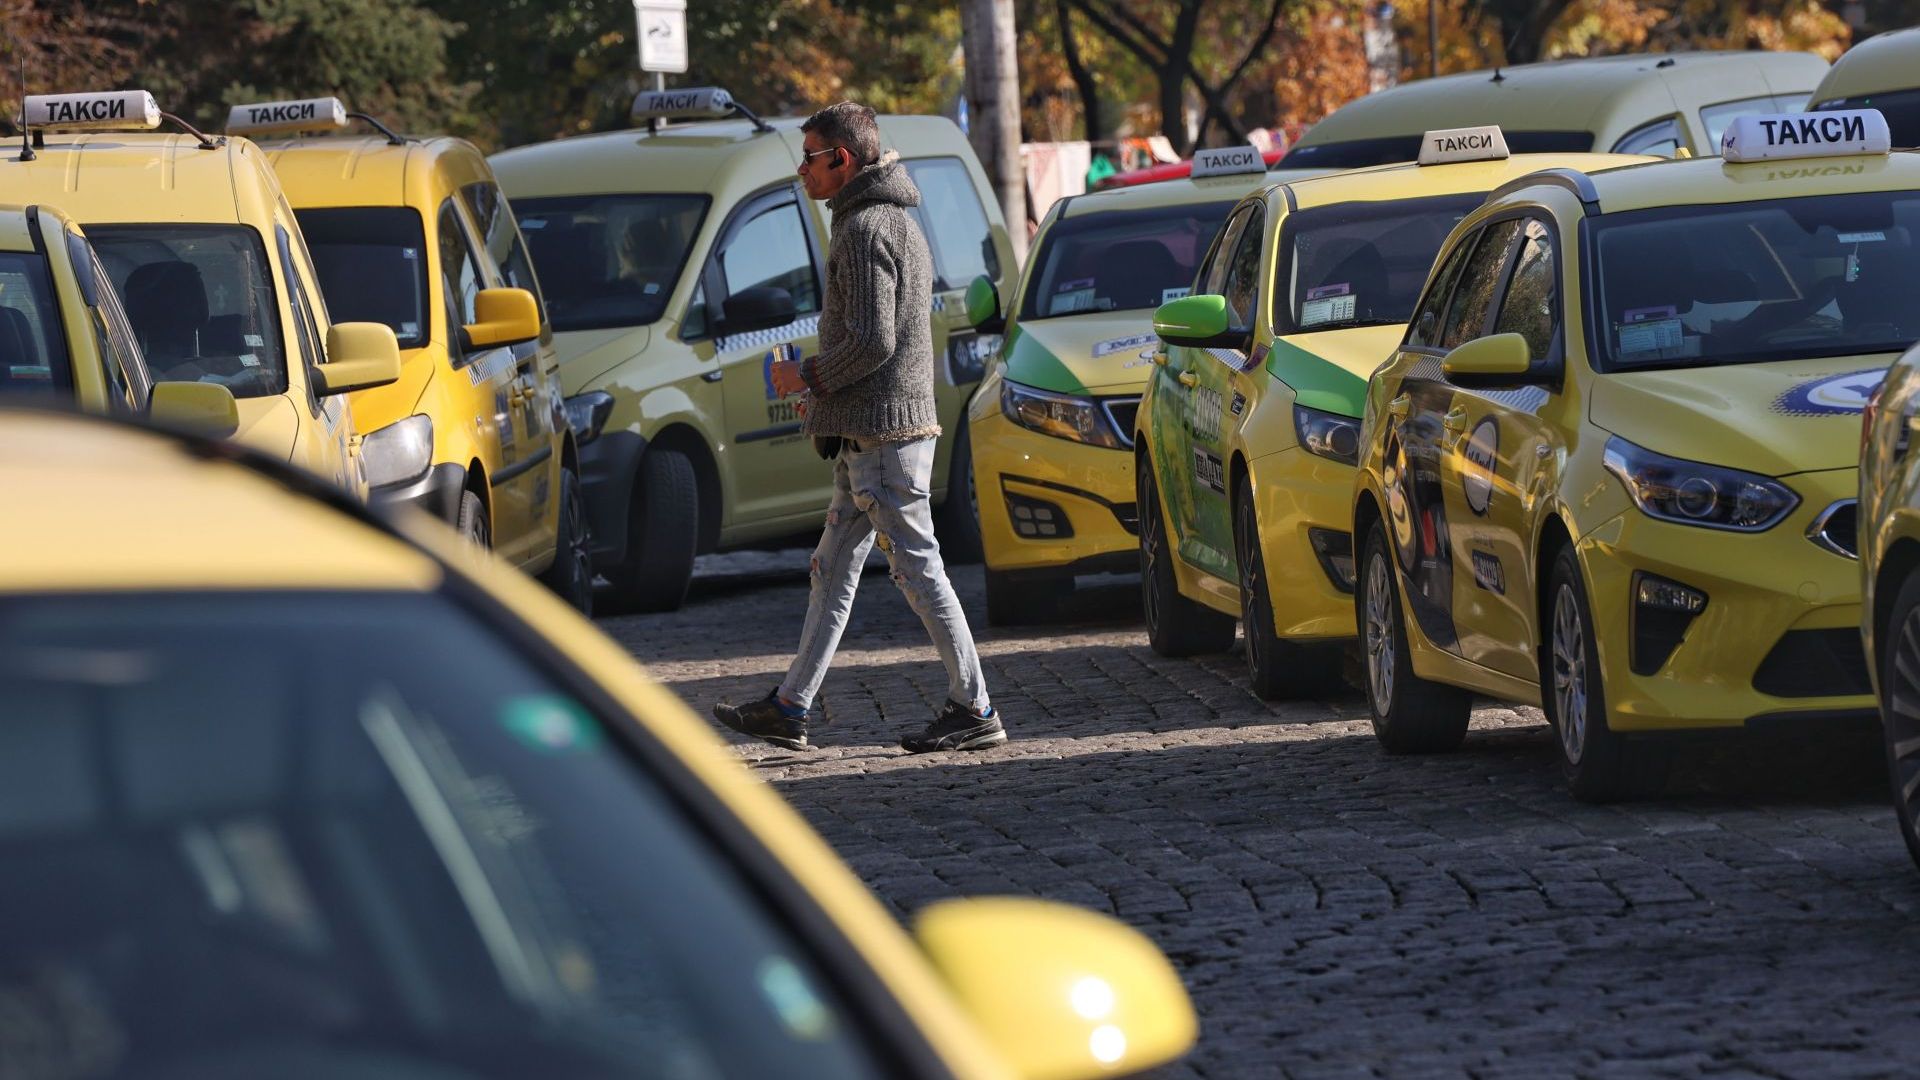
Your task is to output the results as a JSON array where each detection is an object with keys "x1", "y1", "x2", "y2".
[
  {"x1": 296, "y1": 207, "x2": 431, "y2": 349},
  {"x1": 510, "y1": 194, "x2": 709, "y2": 333},
  {"x1": 1020, "y1": 201, "x2": 1235, "y2": 319},
  {"x1": 1815, "y1": 89, "x2": 1920, "y2": 150},
  {"x1": 1279, "y1": 130, "x2": 1594, "y2": 170},
  {"x1": 0, "y1": 250, "x2": 69, "y2": 393}
]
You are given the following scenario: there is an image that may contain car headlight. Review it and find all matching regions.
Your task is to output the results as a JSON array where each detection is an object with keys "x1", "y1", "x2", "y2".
[
  {"x1": 564, "y1": 390, "x2": 615, "y2": 445},
  {"x1": 1601, "y1": 435, "x2": 1798, "y2": 531},
  {"x1": 1000, "y1": 379, "x2": 1124, "y2": 448},
  {"x1": 363, "y1": 413, "x2": 434, "y2": 490},
  {"x1": 1294, "y1": 403, "x2": 1360, "y2": 466}
]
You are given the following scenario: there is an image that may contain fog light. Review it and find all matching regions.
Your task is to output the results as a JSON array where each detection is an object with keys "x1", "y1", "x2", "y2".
[
  {"x1": 1307, "y1": 527, "x2": 1355, "y2": 593},
  {"x1": 1005, "y1": 491, "x2": 1072, "y2": 539},
  {"x1": 1631, "y1": 571, "x2": 1707, "y2": 675},
  {"x1": 1635, "y1": 573, "x2": 1707, "y2": 613}
]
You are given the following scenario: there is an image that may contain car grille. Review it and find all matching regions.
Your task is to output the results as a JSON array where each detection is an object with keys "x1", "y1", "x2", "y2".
[
  {"x1": 1101, "y1": 397, "x2": 1140, "y2": 449},
  {"x1": 1751, "y1": 628, "x2": 1872, "y2": 698},
  {"x1": 1807, "y1": 500, "x2": 1858, "y2": 560}
]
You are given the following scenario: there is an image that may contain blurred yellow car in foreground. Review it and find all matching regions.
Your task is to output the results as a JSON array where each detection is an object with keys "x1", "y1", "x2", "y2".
[{"x1": 0, "y1": 405, "x2": 1195, "y2": 1080}]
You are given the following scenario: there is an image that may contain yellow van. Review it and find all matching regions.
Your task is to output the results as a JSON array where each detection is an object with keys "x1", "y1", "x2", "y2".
[
  {"x1": 233, "y1": 97, "x2": 591, "y2": 612},
  {"x1": 491, "y1": 88, "x2": 1015, "y2": 611},
  {"x1": 0, "y1": 90, "x2": 399, "y2": 493},
  {"x1": 1283, "y1": 51, "x2": 1829, "y2": 169},
  {"x1": 1809, "y1": 26, "x2": 1920, "y2": 146}
]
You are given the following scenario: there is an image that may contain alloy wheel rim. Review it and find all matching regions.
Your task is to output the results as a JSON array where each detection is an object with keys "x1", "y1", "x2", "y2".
[
  {"x1": 1364, "y1": 549, "x2": 1394, "y2": 706},
  {"x1": 1888, "y1": 610, "x2": 1920, "y2": 833},
  {"x1": 1551, "y1": 584, "x2": 1587, "y2": 764},
  {"x1": 1140, "y1": 467, "x2": 1161, "y2": 633},
  {"x1": 1237, "y1": 497, "x2": 1263, "y2": 669},
  {"x1": 566, "y1": 485, "x2": 592, "y2": 586}
]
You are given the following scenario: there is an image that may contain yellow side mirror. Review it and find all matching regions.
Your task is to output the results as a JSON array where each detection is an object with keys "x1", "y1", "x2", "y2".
[
  {"x1": 1441, "y1": 332, "x2": 1533, "y2": 385},
  {"x1": 915, "y1": 897, "x2": 1196, "y2": 1080},
  {"x1": 318, "y1": 322, "x2": 402, "y2": 396},
  {"x1": 148, "y1": 381, "x2": 239, "y2": 438},
  {"x1": 463, "y1": 287, "x2": 542, "y2": 351}
]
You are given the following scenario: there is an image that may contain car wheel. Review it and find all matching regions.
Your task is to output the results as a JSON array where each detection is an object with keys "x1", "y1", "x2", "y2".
[
  {"x1": 1358, "y1": 518, "x2": 1469, "y2": 752},
  {"x1": 984, "y1": 566, "x2": 1072, "y2": 626},
  {"x1": 456, "y1": 489, "x2": 490, "y2": 550},
  {"x1": 1137, "y1": 452, "x2": 1235, "y2": 657},
  {"x1": 1881, "y1": 570, "x2": 1920, "y2": 871},
  {"x1": 1234, "y1": 475, "x2": 1335, "y2": 699},
  {"x1": 538, "y1": 464, "x2": 594, "y2": 616},
  {"x1": 934, "y1": 420, "x2": 984, "y2": 565},
  {"x1": 605, "y1": 447, "x2": 698, "y2": 613},
  {"x1": 1544, "y1": 544, "x2": 1668, "y2": 802}
]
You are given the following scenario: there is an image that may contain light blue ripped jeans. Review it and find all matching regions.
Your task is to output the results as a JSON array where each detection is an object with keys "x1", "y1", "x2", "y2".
[{"x1": 778, "y1": 436, "x2": 990, "y2": 714}]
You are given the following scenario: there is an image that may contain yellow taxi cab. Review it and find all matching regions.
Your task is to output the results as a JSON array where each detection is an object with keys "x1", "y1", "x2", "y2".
[
  {"x1": 961, "y1": 144, "x2": 1272, "y2": 624},
  {"x1": 231, "y1": 97, "x2": 592, "y2": 613},
  {"x1": 1281, "y1": 50, "x2": 1828, "y2": 169},
  {"x1": 0, "y1": 90, "x2": 401, "y2": 495},
  {"x1": 1352, "y1": 109, "x2": 1914, "y2": 800},
  {"x1": 1140, "y1": 130, "x2": 1649, "y2": 698},
  {"x1": 0, "y1": 402, "x2": 1196, "y2": 1080},
  {"x1": 0, "y1": 201, "x2": 240, "y2": 432},
  {"x1": 1809, "y1": 26, "x2": 1920, "y2": 147},
  {"x1": 490, "y1": 88, "x2": 1015, "y2": 611}
]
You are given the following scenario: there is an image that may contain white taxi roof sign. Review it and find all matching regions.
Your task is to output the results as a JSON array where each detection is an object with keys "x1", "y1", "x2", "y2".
[
  {"x1": 1721, "y1": 109, "x2": 1891, "y2": 163},
  {"x1": 1418, "y1": 125, "x2": 1510, "y2": 166},
  {"x1": 226, "y1": 97, "x2": 348, "y2": 137},
  {"x1": 632, "y1": 86, "x2": 734, "y2": 121},
  {"x1": 25, "y1": 91, "x2": 160, "y2": 132},
  {"x1": 1190, "y1": 143, "x2": 1266, "y2": 179}
]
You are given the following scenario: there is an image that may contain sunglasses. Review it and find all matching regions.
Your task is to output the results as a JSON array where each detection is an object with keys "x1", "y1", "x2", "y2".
[{"x1": 800, "y1": 146, "x2": 845, "y2": 167}]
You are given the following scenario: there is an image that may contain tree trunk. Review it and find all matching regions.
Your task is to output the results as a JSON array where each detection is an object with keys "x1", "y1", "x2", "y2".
[
  {"x1": 1056, "y1": 0, "x2": 1102, "y2": 142},
  {"x1": 1158, "y1": 0, "x2": 1204, "y2": 154},
  {"x1": 963, "y1": 0, "x2": 1028, "y2": 261}
]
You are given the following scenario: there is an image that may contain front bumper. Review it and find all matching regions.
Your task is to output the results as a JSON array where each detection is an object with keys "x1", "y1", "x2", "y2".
[
  {"x1": 371, "y1": 462, "x2": 467, "y2": 525},
  {"x1": 971, "y1": 410, "x2": 1137, "y2": 575},
  {"x1": 1577, "y1": 466, "x2": 1873, "y2": 732},
  {"x1": 1249, "y1": 447, "x2": 1359, "y2": 642}
]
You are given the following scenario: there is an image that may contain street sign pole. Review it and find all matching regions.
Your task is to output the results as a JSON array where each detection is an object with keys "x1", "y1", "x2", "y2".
[{"x1": 635, "y1": 0, "x2": 689, "y2": 88}]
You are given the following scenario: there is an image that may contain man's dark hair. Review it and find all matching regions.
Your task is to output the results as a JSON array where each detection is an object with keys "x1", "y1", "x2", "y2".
[{"x1": 801, "y1": 102, "x2": 882, "y2": 168}]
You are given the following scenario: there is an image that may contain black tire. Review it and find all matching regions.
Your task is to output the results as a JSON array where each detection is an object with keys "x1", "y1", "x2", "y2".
[
  {"x1": 1543, "y1": 544, "x2": 1669, "y2": 802},
  {"x1": 1358, "y1": 519, "x2": 1470, "y2": 753},
  {"x1": 604, "y1": 447, "x2": 698, "y2": 613},
  {"x1": 1137, "y1": 451, "x2": 1236, "y2": 657},
  {"x1": 1235, "y1": 475, "x2": 1336, "y2": 699},
  {"x1": 1879, "y1": 570, "x2": 1920, "y2": 871},
  {"x1": 985, "y1": 566, "x2": 1072, "y2": 626},
  {"x1": 456, "y1": 489, "x2": 490, "y2": 549},
  {"x1": 538, "y1": 464, "x2": 594, "y2": 616},
  {"x1": 934, "y1": 420, "x2": 984, "y2": 565}
]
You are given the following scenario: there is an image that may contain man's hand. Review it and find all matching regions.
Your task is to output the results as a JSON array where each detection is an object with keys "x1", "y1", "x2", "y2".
[{"x1": 769, "y1": 357, "x2": 808, "y2": 397}]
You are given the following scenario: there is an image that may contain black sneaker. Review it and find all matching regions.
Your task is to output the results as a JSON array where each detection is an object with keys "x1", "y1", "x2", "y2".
[
  {"x1": 713, "y1": 689, "x2": 813, "y2": 751},
  {"x1": 901, "y1": 701, "x2": 1007, "y2": 753}
]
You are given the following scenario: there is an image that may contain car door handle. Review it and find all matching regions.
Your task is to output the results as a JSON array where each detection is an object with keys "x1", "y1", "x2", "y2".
[
  {"x1": 1387, "y1": 394, "x2": 1410, "y2": 419},
  {"x1": 702, "y1": 369, "x2": 724, "y2": 383},
  {"x1": 1443, "y1": 405, "x2": 1470, "y2": 432},
  {"x1": 1177, "y1": 371, "x2": 1199, "y2": 388},
  {"x1": 1152, "y1": 349, "x2": 1169, "y2": 366}
]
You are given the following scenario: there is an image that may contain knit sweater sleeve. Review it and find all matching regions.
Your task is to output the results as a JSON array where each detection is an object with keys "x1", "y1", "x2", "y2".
[{"x1": 803, "y1": 225, "x2": 900, "y2": 395}]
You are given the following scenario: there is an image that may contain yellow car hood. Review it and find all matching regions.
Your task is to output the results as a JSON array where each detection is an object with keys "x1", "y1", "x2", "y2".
[
  {"x1": 1269, "y1": 323, "x2": 1406, "y2": 416},
  {"x1": 233, "y1": 394, "x2": 299, "y2": 461},
  {"x1": 1589, "y1": 354, "x2": 1896, "y2": 475},
  {"x1": 1004, "y1": 310, "x2": 1161, "y2": 395},
  {"x1": 554, "y1": 325, "x2": 651, "y2": 395}
]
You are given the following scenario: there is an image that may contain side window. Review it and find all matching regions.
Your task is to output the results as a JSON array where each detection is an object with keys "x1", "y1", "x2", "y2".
[
  {"x1": 683, "y1": 280, "x2": 707, "y2": 339},
  {"x1": 1439, "y1": 218, "x2": 1522, "y2": 349},
  {"x1": 903, "y1": 157, "x2": 999, "y2": 288},
  {"x1": 1201, "y1": 206, "x2": 1253, "y2": 297},
  {"x1": 462, "y1": 181, "x2": 545, "y2": 316},
  {"x1": 1220, "y1": 206, "x2": 1265, "y2": 328},
  {"x1": 1492, "y1": 219, "x2": 1558, "y2": 361},
  {"x1": 1611, "y1": 117, "x2": 1683, "y2": 158},
  {"x1": 1406, "y1": 233, "x2": 1477, "y2": 348},
  {"x1": 438, "y1": 200, "x2": 482, "y2": 328},
  {"x1": 716, "y1": 198, "x2": 818, "y2": 316},
  {"x1": 275, "y1": 225, "x2": 327, "y2": 410}
]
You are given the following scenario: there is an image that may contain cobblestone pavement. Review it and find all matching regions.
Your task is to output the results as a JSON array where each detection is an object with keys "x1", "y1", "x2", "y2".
[{"x1": 604, "y1": 551, "x2": 1920, "y2": 1080}]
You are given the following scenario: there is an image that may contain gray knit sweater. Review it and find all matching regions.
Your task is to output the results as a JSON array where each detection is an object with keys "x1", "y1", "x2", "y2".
[{"x1": 800, "y1": 152, "x2": 941, "y2": 443}]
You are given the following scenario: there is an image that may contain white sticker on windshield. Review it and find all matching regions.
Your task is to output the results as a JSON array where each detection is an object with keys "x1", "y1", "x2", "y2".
[
  {"x1": 244, "y1": 333, "x2": 265, "y2": 347},
  {"x1": 8, "y1": 364, "x2": 50, "y2": 381},
  {"x1": 238, "y1": 353, "x2": 260, "y2": 367},
  {"x1": 1616, "y1": 318, "x2": 1684, "y2": 355},
  {"x1": 520, "y1": 219, "x2": 545, "y2": 230},
  {"x1": 1053, "y1": 288, "x2": 1096, "y2": 314},
  {"x1": 1300, "y1": 293, "x2": 1356, "y2": 328},
  {"x1": 402, "y1": 247, "x2": 419, "y2": 260},
  {"x1": 1057, "y1": 277, "x2": 1094, "y2": 293},
  {"x1": 400, "y1": 321, "x2": 419, "y2": 336},
  {"x1": 1838, "y1": 231, "x2": 1886, "y2": 244},
  {"x1": 1161, "y1": 286, "x2": 1192, "y2": 303},
  {"x1": 643, "y1": 282, "x2": 661, "y2": 294}
]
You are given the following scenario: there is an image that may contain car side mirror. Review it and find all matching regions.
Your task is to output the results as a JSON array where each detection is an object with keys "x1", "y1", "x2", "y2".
[
  {"x1": 964, "y1": 273, "x2": 1004, "y2": 334},
  {"x1": 461, "y1": 287, "x2": 542, "y2": 351},
  {"x1": 1442, "y1": 332, "x2": 1537, "y2": 388},
  {"x1": 716, "y1": 285, "x2": 797, "y2": 338},
  {"x1": 914, "y1": 897, "x2": 1196, "y2": 1080},
  {"x1": 1153, "y1": 293, "x2": 1250, "y2": 351},
  {"x1": 148, "y1": 380, "x2": 239, "y2": 438},
  {"x1": 317, "y1": 322, "x2": 402, "y2": 396}
]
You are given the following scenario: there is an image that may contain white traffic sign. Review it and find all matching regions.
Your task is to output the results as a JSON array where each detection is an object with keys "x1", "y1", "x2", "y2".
[{"x1": 635, "y1": 0, "x2": 689, "y2": 74}]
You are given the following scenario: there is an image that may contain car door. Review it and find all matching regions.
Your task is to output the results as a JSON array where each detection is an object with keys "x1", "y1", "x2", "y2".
[
  {"x1": 273, "y1": 219, "x2": 357, "y2": 493},
  {"x1": 1186, "y1": 201, "x2": 1266, "y2": 580},
  {"x1": 708, "y1": 184, "x2": 827, "y2": 525},
  {"x1": 1440, "y1": 216, "x2": 1562, "y2": 681}
]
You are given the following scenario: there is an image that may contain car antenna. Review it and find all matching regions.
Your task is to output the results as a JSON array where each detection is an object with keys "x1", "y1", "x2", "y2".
[
  {"x1": 16, "y1": 45, "x2": 33, "y2": 162},
  {"x1": 347, "y1": 111, "x2": 407, "y2": 146},
  {"x1": 160, "y1": 110, "x2": 220, "y2": 151}
]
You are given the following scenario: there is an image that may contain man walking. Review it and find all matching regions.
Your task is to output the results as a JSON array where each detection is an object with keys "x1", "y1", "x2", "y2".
[{"x1": 713, "y1": 102, "x2": 1005, "y2": 754}]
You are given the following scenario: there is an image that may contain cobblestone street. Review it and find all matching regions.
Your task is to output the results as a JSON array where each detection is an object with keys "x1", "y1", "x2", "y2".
[{"x1": 605, "y1": 553, "x2": 1920, "y2": 1080}]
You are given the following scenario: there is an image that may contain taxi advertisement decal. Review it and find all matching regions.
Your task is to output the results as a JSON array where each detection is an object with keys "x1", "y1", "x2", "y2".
[
  {"x1": 1772, "y1": 368, "x2": 1885, "y2": 416},
  {"x1": 1092, "y1": 332, "x2": 1157, "y2": 358},
  {"x1": 1193, "y1": 447, "x2": 1226, "y2": 494}
]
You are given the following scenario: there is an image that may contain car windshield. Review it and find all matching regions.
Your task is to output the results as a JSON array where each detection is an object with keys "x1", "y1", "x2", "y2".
[
  {"x1": 1278, "y1": 131, "x2": 1593, "y2": 170},
  {"x1": 1021, "y1": 201, "x2": 1235, "y2": 318},
  {"x1": 0, "y1": 250, "x2": 70, "y2": 394},
  {"x1": 296, "y1": 207, "x2": 431, "y2": 349},
  {"x1": 510, "y1": 194, "x2": 709, "y2": 332},
  {"x1": 1276, "y1": 192, "x2": 1485, "y2": 333},
  {"x1": 1588, "y1": 190, "x2": 1920, "y2": 371},
  {"x1": 1815, "y1": 90, "x2": 1920, "y2": 150},
  {"x1": 87, "y1": 224, "x2": 287, "y2": 398},
  {"x1": 0, "y1": 590, "x2": 890, "y2": 1079}
]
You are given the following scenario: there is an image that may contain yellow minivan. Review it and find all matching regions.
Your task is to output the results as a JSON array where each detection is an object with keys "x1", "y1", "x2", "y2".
[
  {"x1": 1809, "y1": 26, "x2": 1920, "y2": 147},
  {"x1": 233, "y1": 97, "x2": 592, "y2": 612}
]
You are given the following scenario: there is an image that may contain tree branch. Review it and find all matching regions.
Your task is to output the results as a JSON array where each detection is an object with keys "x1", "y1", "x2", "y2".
[{"x1": 1064, "y1": 0, "x2": 1166, "y2": 67}]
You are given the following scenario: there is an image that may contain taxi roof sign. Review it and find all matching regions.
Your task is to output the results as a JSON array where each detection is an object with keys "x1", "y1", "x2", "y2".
[
  {"x1": 632, "y1": 86, "x2": 735, "y2": 121},
  {"x1": 1721, "y1": 109, "x2": 1891, "y2": 163},
  {"x1": 1190, "y1": 143, "x2": 1265, "y2": 179},
  {"x1": 25, "y1": 91, "x2": 160, "y2": 132},
  {"x1": 226, "y1": 97, "x2": 348, "y2": 137},
  {"x1": 1418, "y1": 125, "x2": 1510, "y2": 166}
]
